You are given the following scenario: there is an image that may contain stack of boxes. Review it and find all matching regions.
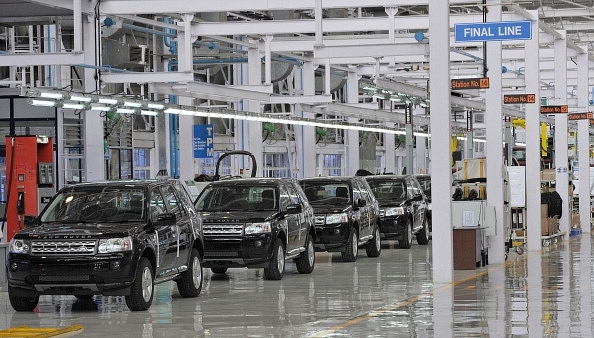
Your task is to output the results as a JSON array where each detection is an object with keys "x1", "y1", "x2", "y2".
[{"x1": 540, "y1": 203, "x2": 559, "y2": 236}]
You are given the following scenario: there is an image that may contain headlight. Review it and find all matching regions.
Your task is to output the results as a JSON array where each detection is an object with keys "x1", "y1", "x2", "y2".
[
  {"x1": 427, "y1": 203, "x2": 432, "y2": 211},
  {"x1": 245, "y1": 222, "x2": 272, "y2": 235},
  {"x1": 9, "y1": 239, "x2": 30, "y2": 254},
  {"x1": 325, "y1": 213, "x2": 348, "y2": 224},
  {"x1": 98, "y1": 237, "x2": 133, "y2": 253},
  {"x1": 384, "y1": 207, "x2": 405, "y2": 217}
]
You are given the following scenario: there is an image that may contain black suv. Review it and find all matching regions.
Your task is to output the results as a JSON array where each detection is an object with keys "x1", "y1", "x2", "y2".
[
  {"x1": 299, "y1": 176, "x2": 381, "y2": 262},
  {"x1": 7, "y1": 179, "x2": 204, "y2": 312},
  {"x1": 194, "y1": 178, "x2": 316, "y2": 280},
  {"x1": 365, "y1": 175, "x2": 430, "y2": 249}
]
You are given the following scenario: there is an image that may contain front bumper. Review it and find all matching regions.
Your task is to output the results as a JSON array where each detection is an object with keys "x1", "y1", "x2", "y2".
[
  {"x1": 313, "y1": 222, "x2": 350, "y2": 252},
  {"x1": 378, "y1": 215, "x2": 407, "y2": 237},
  {"x1": 8, "y1": 253, "x2": 136, "y2": 297},
  {"x1": 202, "y1": 234, "x2": 274, "y2": 269}
]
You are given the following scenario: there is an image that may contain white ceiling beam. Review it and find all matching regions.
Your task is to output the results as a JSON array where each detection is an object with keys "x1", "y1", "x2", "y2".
[
  {"x1": 115, "y1": 14, "x2": 184, "y2": 31},
  {"x1": 100, "y1": 72, "x2": 194, "y2": 83},
  {"x1": 99, "y1": 0, "x2": 474, "y2": 15},
  {"x1": 314, "y1": 43, "x2": 428, "y2": 59},
  {"x1": 187, "y1": 82, "x2": 273, "y2": 102},
  {"x1": 0, "y1": 53, "x2": 84, "y2": 67},
  {"x1": 540, "y1": 8, "x2": 594, "y2": 19}
]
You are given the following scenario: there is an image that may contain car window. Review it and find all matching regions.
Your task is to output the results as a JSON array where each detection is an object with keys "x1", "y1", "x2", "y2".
[
  {"x1": 300, "y1": 182, "x2": 351, "y2": 205},
  {"x1": 162, "y1": 185, "x2": 184, "y2": 218},
  {"x1": 284, "y1": 183, "x2": 301, "y2": 206},
  {"x1": 408, "y1": 178, "x2": 422, "y2": 197},
  {"x1": 40, "y1": 188, "x2": 146, "y2": 223},
  {"x1": 150, "y1": 188, "x2": 167, "y2": 220},
  {"x1": 195, "y1": 185, "x2": 280, "y2": 212}
]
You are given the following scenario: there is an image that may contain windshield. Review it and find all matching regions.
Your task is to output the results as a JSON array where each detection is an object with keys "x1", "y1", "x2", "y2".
[
  {"x1": 40, "y1": 188, "x2": 146, "y2": 223},
  {"x1": 300, "y1": 182, "x2": 351, "y2": 205},
  {"x1": 195, "y1": 185, "x2": 278, "y2": 212},
  {"x1": 367, "y1": 180, "x2": 407, "y2": 202}
]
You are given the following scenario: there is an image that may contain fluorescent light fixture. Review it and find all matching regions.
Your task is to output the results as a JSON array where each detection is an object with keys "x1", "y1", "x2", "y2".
[
  {"x1": 39, "y1": 92, "x2": 65, "y2": 99},
  {"x1": 116, "y1": 108, "x2": 135, "y2": 114},
  {"x1": 208, "y1": 112, "x2": 226, "y2": 118},
  {"x1": 164, "y1": 108, "x2": 181, "y2": 114},
  {"x1": 178, "y1": 109, "x2": 195, "y2": 115},
  {"x1": 62, "y1": 103, "x2": 85, "y2": 109},
  {"x1": 140, "y1": 110, "x2": 159, "y2": 116},
  {"x1": 194, "y1": 111, "x2": 210, "y2": 117},
  {"x1": 147, "y1": 103, "x2": 165, "y2": 110},
  {"x1": 123, "y1": 101, "x2": 143, "y2": 108},
  {"x1": 28, "y1": 99, "x2": 57, "y2": 107},
  {"x1": 69, "y1": 94, "x2": 92, "y2": 102},
  {"x1": 98, "y1": 98, "x2": 119, "y2": 105},
  {"x1": 90, "y1": 104, "x2": 112, "y2": 111}
]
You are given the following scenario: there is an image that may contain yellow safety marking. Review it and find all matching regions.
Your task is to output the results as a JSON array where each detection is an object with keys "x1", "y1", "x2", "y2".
[
  {"x1": 0, "y1": 324, "x2": 84, "y2": 338},
  {"x1": 309, "y1": 250, "x2": 541, "y2": 338},
  {"x1": 464, "y1": 285, "x2": 476, "y2": 290}
]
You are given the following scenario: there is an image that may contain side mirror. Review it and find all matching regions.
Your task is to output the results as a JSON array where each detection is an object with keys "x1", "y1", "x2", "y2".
[
  {"x1": 357, "y1": 199, "x2": 367, "y2": 207},
  {"x1": 24, "y1": 215, "x2": 37, "y2": 227},
  {"x1": 413, "y1": 194, "x2": 424, "y2": 201},
  {"x1": 285, "y1": 203, "x2": 302, "y2": 215},
  {"x1": 153, "y1": 212, "x2": 176, "y2": 227}
]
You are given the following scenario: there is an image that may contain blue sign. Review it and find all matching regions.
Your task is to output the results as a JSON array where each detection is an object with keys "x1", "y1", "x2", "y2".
[
  {"x1": 454, "y1": 20, "x2": 531, "y2": 42},
  {"x1": 193, "y1": 124, "x2": 214, "y2": 158}
]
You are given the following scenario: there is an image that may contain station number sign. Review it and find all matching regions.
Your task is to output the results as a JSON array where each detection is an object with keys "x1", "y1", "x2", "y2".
[
  {"x1": 503, "y1": 94, "x2": 536, "y2": 104},
  {"x1": 451, "y1": 78, "x2": 490, "y2": 90}
]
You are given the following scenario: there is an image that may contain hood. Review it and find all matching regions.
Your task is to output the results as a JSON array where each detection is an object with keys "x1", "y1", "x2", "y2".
[
  {"x1": 200, "y1": 210, "x2": 279, "y2": 223},
  {"x1": 310, "y1": 204, "x2": 351, "y2": 214},
  {"x1": 15, "y1": 221, "x2": 142, "y2": 239},
  {"x1": 376, "y1": 199, "x2": 407, "y2": 208}
]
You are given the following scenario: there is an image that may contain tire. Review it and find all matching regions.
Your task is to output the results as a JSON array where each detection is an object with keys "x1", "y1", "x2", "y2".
[
  {"x1": 341, "y1": 227, "x2": 359, "y2": 262},
  {"x1": 399, "y1": 219, "x2": 413, "y2": 249},
  {"x1": 295, "y1": 233, "x2": 315, "y2": 274},
  {"x1": 365, "y1": 225, "x2": 382, "y2": 257},
  {"x1": 8, "y1": 287, "x2": 39, "y2": 311},
  {"x1": 177, "y1": 248, "x2": 203, "y2": 298},
  {"x1": 125, "y1": 257, "x2": 154, "y2": 311},
  {"x1": 264, "y1": 238, "x2": 285, "y2": 280},
  {"x1": 211, "y1": 267, "x2": 228, "y2": 274},
  {"x1": 416, "y1": 217, "x2": 430, "y2": 245}
]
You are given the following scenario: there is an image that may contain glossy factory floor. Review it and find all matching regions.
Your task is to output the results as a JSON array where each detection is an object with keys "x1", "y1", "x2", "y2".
[{"x1": 0, "y1": 233, "x2": 592, "y2": 337}]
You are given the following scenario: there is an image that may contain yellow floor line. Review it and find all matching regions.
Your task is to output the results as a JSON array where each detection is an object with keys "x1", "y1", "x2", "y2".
[
  {"x1": 0, "y1": 324, "x2": 84, "y2": 338},
  {"x1": 309, "y1": 250, "x2": 537, "y2": 338}
]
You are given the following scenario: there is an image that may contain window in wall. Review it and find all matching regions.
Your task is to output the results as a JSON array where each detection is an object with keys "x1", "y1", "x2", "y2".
[
  {"x1": 198, "y1": 152, "x2": 231, "y2": 176},
  {"x1": 133, "y1": 148, "x2": 151, "y2": 179},
  {"x1": 323, "y1": 154, "x2": 342, "y2": 176},
  {"x1": 263, "y1": 153, "x2": 290, "y2": 178}
]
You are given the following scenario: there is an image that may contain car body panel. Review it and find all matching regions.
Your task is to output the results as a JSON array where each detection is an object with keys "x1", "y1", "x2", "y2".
[
  {"x1": 299, "y1": 176, "x2": 380, "y2": 252},
  {"x1": 8, "y1": 179, "x2": 204, "y2": 301},
  {"x1": 365, "y1": 175, "x2": 428, "y2": 240},
  {"x1": 194, "y1": 178, "x2": 315, "y2": 271}
]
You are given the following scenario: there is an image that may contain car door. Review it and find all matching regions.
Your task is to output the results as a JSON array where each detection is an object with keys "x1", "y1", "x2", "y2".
[
  {"x1": 281, "y1": 183, "x2": 302, "y2": 256},
  {"x1": 161, "y1": 184, "x2": 192, "y2": 269},
  {"x1": 407, "y1": 177, "x2": 427, "y2": 232},
  {"x1": 149, "y1": 186, "x2": 178, "y2": 278},
  {"x1": 353, "y1": 179, "x2": 372, "y2": 239}
]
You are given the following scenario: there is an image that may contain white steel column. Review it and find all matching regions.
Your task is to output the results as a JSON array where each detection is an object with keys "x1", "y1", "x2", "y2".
[
  {"x1": 554, "y1": 31, "x2": 569, "y2": 235},
  {"x1": 83, "y1": 12, "x2": 104, "y2": 181},
  {"x1": 297, "y1": 62, "x2": 317, "y2": 178},
  {"x1": 414, "y1": 106, "x2": 426, "y2": 173},
  {"x1": 485, "y1": 2, "x2": 505, "y2": 263},
  {"x1": 525, "y1": 12, "x2": 542, "y2": 252},
  {"x1": 346, "y1": 70, "x2": 360, "y2": 176},
  {"x1": 384, "y1": 122, "x2": 396, "y2": 174},
  {"x1": 243, "y1": 41, "x2": 263, "y2": 176},
  {"x1": 178, "y1": 14, "x2": 195, "y2": 181},
  {"x1": 577, "y1": 46, "x2": 591, "y2": 232},
  {"x1": 429, "y1": 1, "x2": 452, "y2": 283}
]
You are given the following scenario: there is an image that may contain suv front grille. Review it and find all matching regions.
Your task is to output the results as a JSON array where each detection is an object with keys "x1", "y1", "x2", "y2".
[
  {"x1": 31, "y1": 240, "x2": 96, "y2": 255},
  {"x1": 314, "y1": 215, "x2": 325, "y2": 225},
  {"x1": 203, "y1": 224, "x2": 244, "y2": 236}
]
